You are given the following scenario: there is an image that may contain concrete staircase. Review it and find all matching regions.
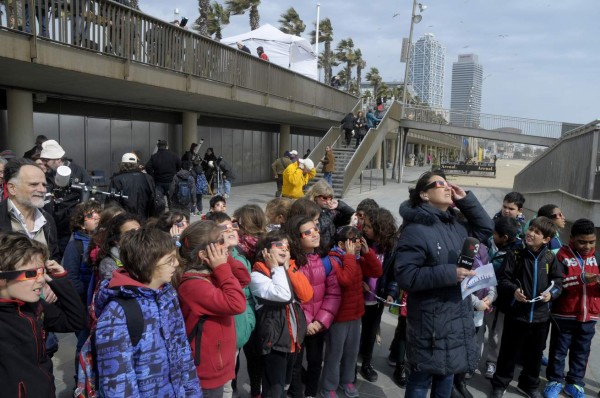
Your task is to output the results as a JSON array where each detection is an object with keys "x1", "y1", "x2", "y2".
[{"x1": 310, "y1": 140, "x2": 359, "y2": 197}]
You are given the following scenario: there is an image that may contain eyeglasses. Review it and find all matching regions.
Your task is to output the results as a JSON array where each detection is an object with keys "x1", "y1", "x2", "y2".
[
  {"x1": 218, "y1": 222, "x2": 240, "y2": 233},
  {"x1": 317, "y1": 195, "x2": 333, "y2": 201},
  {"x1": 300, "y1": 226, "x2": 320, "y2": 238},
  {"x1": 271, "y1": 241, "x2": 290, "y2": 250},
  {"x1": 84, "y1": 213, "x2": 100, "y2": 221},
  {"x1": 175, "y1": 219, "x2": 188, "y2": 228},
  {"x1": 0, "y1": 267, "x2": 45, "y2": 281},
  {"x1": 348, "y1": 237, "x2": 361, "y2": 243},
  {"x1": 423, "y1": 180, "x2": 449, "y2": 190},
  {"x1": 550, "y1": 212, "x2": 564, "y2": 219},
  {"x1": 356, "y1": 212, "x2": 366, "y2": 219}
]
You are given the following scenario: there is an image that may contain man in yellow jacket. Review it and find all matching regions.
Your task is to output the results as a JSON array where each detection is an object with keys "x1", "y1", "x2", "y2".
[{"x1": 281, "y1": 158, "x2": 316, "y2": 199}]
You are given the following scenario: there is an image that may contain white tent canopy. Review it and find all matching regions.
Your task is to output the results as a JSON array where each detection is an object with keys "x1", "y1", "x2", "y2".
[{"x1": 221, "y1": 24, "x2": 318, "y2": 80}]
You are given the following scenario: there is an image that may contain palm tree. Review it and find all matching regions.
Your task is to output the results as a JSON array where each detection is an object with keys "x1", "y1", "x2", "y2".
[
  {"x1": 309, "y1": 18, "x2": 335, "y2": 84},
  {"x1": 194, "y1": 0, "x2": 210, "y2": 37},
  {"x1": 365, "y1": 67, "x2": 382, "y2": 102},
  {"x1": 377, "y1": 82, "x2": 390, "y2": 102},
  {"x1": 335, "y1": 38, "x2": 356, "y2": 92},
  {"x1": 362, "y1": 89, "x2": 372, "y2": 101},
  {"x1": 130, "y1": 0, "x2": 140, "y2": 10},
  {"x1": 226, "y1": 0, "x2": 260, "y2": 30},
  {"x1": 278, "y1": 7, "x2": 305, "y2": 36},
  {"x1": 205, "y1": 1, "x2": 230, "y2": 40},
  {"x1": 354, "y1": 49, "x2": 366, "y2": 94}
]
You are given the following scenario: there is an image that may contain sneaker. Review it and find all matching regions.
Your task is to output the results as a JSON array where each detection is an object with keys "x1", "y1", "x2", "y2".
[
  {"x1": 564, "y1": 384, "x2": 585, "y2": 398},
  {"x1": 485, "y1": 362, "x2": 497, "y2": 379},
  {"x1": 339, "y1": 383, "x2": 359, "y2": 398},
  {"x1": 359, "y1": 363, "x2": 378, "y2": 382},
  {"x1": 455, "y1": 380, "x2": 474, "y2": 398},
  {"x1": 491, "y1": 388, "x2": 505, "y2": 398},
  {"x1": 464, "y1": 372, "x2": 473, "y2": 379},
  {"x1": 387, "y1": 355, "x2": 397, "y2": 367},
  {"x1": 517, "y1": 385, "x2": 543, "y2": 398},
  {"x1": 320, "y1": 391, "x2": 337, "y2": 398},
  {"x1": 543, "y1": 381, "x2": 563, "y2": 398}
]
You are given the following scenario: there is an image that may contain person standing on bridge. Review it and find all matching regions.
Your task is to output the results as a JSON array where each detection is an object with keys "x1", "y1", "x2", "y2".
[
  {"x1": 237, "y1": 41, "x2": 251, "y2": 54},
  {"x1": 282, "y1": 158, "x2": 316, "y2": 199},
  {"x1": 257, "y1": 46, "x2": 269, "y2": 61}
]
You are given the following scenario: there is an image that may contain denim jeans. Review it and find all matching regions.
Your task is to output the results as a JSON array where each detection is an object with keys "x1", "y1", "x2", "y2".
[
  {"x1": 405, "y1": 371, "x2": 454, "y2": 398},
  {"x1": 323, "y1": 172, "x2": 333, "y2": 187},
  {"x1": 24, "y1": 2, "x2": 49, "y2": 37}
]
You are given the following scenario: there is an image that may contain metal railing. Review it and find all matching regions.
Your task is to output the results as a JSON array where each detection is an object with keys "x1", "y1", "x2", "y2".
[
  {"x1": 405, "y1": 105, "x2": 564, "y2": 139},
  {"x1": 0, "y1": 0, "x2": 357, "y2": 113},
  {"x1": 341, "y1": 101, "x2": 402, "y2": 197},
  {"x1": 514, "y1": 120, "x2": 600, "y2": 199}
]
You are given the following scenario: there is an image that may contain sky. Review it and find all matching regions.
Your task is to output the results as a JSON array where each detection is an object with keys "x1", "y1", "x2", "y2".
[{"x1": 138, "y1": 0, "x2": 599, "y2": 124}]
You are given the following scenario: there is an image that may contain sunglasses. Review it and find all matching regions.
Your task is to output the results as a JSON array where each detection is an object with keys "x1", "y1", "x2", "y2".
[
  {"x1": 550, "y1": 212, "x2": 564, "y2": 219},
  {"x1": 424, "y1": 179, "x2": 450, "y2": 190},
  {"x1": 271, "y1": 241, "x2": 290, "y2": 250},
  {"x1": 317, "y1": 195, "x2": 333, "y2": 201},
  {"x1": 218, "y1": 222, "x2": 240, "y2": 233},
  {"x1": 84, "y1": 213, "x2": 100, "y2": 221},
  {"x1": 347, "y1": 237, "x2": 361, "y2": 243},
  {"x1": 300, "y1": 226, "x2": 320, "y2": 238},
  {"x1": 0, "y1": 267, "x2": 45, "y2": 281}
]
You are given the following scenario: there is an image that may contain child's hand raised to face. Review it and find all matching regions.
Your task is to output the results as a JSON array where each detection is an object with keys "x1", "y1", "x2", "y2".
[
  {"x1": 345, "y1": 239, "x2": 357, "y2": 254},
  {"x1": 262, "y1": 248, "x2": 279, "y2": 270},
  {"x1": 359, "y1": 236, "x2": 369, "y2": 254},
  {"x1": 206, "y1": 243, "x2": 229, "y2": 269}
]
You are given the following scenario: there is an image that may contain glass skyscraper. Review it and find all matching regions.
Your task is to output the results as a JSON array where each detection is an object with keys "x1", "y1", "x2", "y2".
[
  {"x1": 450, "y1": 54, "x2": 483, "y2": 127},
  {"x1": 408, "y1": 33, "x2": 445, "y2": 108}
]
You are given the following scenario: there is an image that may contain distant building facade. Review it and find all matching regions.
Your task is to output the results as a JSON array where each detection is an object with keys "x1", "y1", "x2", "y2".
[
  {"x1": 408, "y1": 33, "x2": 445, "y2": 108},
  {"x1": 450, "y1": 53, "x2": 483, "y2": 127}
]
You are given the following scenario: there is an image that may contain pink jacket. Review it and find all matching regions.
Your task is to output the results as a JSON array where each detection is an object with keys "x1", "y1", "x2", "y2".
[{"x1": 298, "y1": 253, "x2": 342, "y2": 329}]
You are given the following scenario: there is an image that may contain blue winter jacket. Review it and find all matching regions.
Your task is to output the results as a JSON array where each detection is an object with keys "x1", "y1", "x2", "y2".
[
  {"x1": 394, "y1": 192, "x2": 493, "y2": 375},
  {"x1": 94, "y1": 269, "x2": 202, "y2": 397},
  {"x1": 62, "y1": 230, "x2": 91, "y2": 298},
  {"x1": 366, "y1": 111, "x2": 381, "y2": 128}
]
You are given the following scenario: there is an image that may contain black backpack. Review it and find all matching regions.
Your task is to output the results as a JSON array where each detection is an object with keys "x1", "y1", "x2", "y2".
[{"x1": 175, "y1": 176, "x2": 192, "y2": 206}]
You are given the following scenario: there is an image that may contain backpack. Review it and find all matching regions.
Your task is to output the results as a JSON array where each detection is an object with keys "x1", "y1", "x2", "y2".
[
  {"x1": 74, "y1": 297, "x2": 145, "y2": 398},
  {"x1": 196, "y1": 172, "x2": 209, "y2": 195},
  {"x1": 180, "y1": 275, "x2": 210, "y2": 366},
  {"x1": 321, "y1": 255, "x2": 340, "y2": 276},
  {"x1": 175, "y1": 176, "x2": 192, "y2": 206}
]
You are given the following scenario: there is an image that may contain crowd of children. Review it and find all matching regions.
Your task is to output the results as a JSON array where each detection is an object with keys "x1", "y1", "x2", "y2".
[{"x1": 0, "y1": 169, "x2": 599, "y2": 398}]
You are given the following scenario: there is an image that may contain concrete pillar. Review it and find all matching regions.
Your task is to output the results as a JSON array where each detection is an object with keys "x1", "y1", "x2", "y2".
[
  {"x1": 390, "y1": 138, "x2": 397, "y2": 168},
  {"x1": 5, "y1": 89, "x2": 33, "y2": 156},
  {"x1": 182, "y1": 111, "x2": 198, "y2": 154},
  {"x1": 375, "y1": 145, "x2": 382, "y2": 170},
  {"x1": 279, "y1": 124, "x2": 290, "y2": 157}
]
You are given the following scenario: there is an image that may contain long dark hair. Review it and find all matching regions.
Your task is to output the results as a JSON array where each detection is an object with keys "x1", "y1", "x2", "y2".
[
  {"x1": 92, "y1": 213, "x2": 142, "y2": 270},
  {"x1": 408, "y1": 170, "x2": 446, "y2": 207},
  {"x1": 365, "y1": 207, "x2": 399, "y2": 254},
  {"x1": 255, "y1": 230, "x2": 291, "y2": 264},
  {"x1": 284, "y1": 215, "x2": 326, "y2": 267}
]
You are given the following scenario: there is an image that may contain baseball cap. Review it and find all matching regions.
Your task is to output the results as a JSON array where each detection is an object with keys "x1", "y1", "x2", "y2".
[
  {"x1": 40, "y1": 139, "x2": 65, "y2": 159},
  {"x1": 121, "y1": 153, "x2": 138, "y2": 163},
  {"x1": 290, "y1": 150, "x2": 298, "y2": 156},
  {"x1": 298, "y1": 158, "x2": 314, "y2": 170}
]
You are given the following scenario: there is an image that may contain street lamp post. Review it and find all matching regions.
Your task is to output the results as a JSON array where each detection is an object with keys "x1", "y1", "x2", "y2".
[{"x1": 396, "y1": 0, "x2": 425, "y2": 183}]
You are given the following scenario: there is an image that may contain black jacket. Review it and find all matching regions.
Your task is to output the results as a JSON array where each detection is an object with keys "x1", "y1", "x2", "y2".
[
  {"x1": 394, "y1": 192, "x2": 493, "y2": 375},
  {"x1": 63, "y1": 160, "x2": 91, "y2": 186},
  {"x1": 109, "y1": 170, "x2": 155, "y2": 219},
  {"x1": 0, "y1": 200, "x2": 61, "y2": 261},
  {"x1": 497, "y1": 246, "x2": 563, "y2": 323},
  {"x1": 318, "y1": 200, "x2": 354, "y2": 249},
  {"x1": 0, "y1": 275, "x2": 86, "y2": 398},
  {"x1": 341, "y1": 114, "x2": 355, "y2": 130},
  {"x1": 146, "y1": 149, "x2": 181, "y2": 184}
]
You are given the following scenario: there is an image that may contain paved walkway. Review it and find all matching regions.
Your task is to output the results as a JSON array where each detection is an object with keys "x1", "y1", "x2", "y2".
[{"x1": 54, "y1": 165, "x2": 600, "y2": 397}]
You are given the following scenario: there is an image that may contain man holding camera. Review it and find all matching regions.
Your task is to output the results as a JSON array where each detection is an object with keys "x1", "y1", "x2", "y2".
[{"x1": 281, "y1": 157, "x2": 316, "y2": 199}]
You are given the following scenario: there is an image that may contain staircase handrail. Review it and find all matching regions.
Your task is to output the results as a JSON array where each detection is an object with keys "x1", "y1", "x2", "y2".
[
  {"x1": 340, "y1": 101, "x2": 402, "y2": 197},
  {"x1": 308, "y1": 100, "x2": 363, "y2": 169}
]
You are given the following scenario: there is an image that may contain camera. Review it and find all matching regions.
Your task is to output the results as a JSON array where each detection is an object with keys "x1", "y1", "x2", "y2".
[{"x1": 180, "y1": 17, "x2": 188, "y2": 27}]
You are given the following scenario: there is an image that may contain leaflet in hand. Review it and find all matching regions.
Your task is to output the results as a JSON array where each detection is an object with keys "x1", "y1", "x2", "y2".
[{"x1": 461, "y1": 263, "x2": 497, "y2": 300}]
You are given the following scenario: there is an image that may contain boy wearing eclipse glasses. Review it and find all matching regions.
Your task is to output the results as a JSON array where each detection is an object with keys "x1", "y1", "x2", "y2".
[{"x1": 0, "y1": 232, "x2": 85, "y2": 397}]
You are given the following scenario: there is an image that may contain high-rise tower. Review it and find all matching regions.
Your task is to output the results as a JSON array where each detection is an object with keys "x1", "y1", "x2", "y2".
[
  {"x1": 408, "y1": 33, "x2": 445, "y2": 108},
  {"x1": 450, "y1": 54, "x2": 483, "y2": 127}
]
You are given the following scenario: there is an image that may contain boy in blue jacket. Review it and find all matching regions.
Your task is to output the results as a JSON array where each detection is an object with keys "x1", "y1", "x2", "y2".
[{"x1": 491, "y1": 217, "x2": 563, "y2": 398}]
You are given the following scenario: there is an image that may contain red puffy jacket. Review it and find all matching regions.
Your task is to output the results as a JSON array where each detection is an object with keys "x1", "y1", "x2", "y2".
[
  {"x1": 329, "y1": 248, "x2": 382, "y2": 322},
  {"x1": 554, "y1": 245, "x2": 600, "y2": 322}
]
